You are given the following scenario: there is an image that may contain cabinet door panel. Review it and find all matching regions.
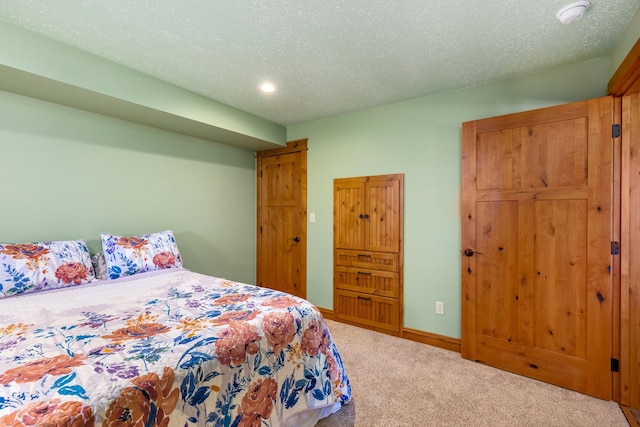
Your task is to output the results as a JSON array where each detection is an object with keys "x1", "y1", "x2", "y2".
[
  {"x1": 334, "y1": 178, "x2": 365, "y2": 250},
  {"x1": 365, "y1": 177, "x2": 401, "y2": 252}
]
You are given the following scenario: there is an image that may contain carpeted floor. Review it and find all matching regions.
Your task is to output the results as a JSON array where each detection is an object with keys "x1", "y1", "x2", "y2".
[{"x1": 316, "y1": 319, "x2": 628, "y2": 427}]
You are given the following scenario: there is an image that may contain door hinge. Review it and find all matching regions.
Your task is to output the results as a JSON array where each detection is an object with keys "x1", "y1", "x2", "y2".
[
  {"x1": 611, "y1": 358, "x2": 620, "y2": 372},
  {"x1": 260, "y1": 170, "x2": 263, "y2": 178},
  {"x1": 260, "y1": 226, "x2": 263, "y2": 234},
  {"x1": 612, "y1": 124, "x2": 621, "y2": 138},
  {"x1": 611, "y1": 241, "x2": 620, "y2": 255}
]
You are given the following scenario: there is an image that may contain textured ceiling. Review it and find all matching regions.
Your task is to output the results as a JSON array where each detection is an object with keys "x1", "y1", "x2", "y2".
[{"x1": 1, "y1": 1, "x2": 639, "y2": 126}]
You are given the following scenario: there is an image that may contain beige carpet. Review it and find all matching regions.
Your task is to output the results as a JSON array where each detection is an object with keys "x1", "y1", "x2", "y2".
[{"x1": 316, "y1": 320, "x2": 628, "y2": 427}]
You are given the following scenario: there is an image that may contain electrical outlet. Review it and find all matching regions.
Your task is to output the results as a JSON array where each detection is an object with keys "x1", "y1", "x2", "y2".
[{"x1": 435, "y1": 301, "x2": 445, "y2": 315}]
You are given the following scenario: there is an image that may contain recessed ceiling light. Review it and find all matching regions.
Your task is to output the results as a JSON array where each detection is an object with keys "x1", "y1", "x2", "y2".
[
  {"x1": 259, "y1": 82, "x2": 276, "y2": 93},
  {"x1": 556, "y1": 1, "x2": 590, "y2": 24}
]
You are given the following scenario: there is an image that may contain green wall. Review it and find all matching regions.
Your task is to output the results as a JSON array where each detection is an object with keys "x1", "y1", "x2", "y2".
[
  {"x1": 609, "y1": 5, "x2": 640, "y2": 77},
  {"x1": 288, "y1": 57, "x2": 610, "y2": 339},
  {"x1": 0, "y1": 90, "x2": 257, "y2": 284}
]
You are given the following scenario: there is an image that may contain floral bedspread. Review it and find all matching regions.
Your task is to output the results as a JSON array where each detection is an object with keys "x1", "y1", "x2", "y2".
[{"x1": 0, "y1": 269, "x2": 351, "y2": 426}]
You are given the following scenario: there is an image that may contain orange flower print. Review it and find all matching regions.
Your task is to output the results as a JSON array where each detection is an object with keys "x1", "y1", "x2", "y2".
[
  {"x1": 0, "y1": 399, "x2": 94, "y2": 427},
  {"x1": 102, "y1": 313, "x2": 170, "y2": 343},
  {"x1": 55, "y1": 262, "x2": 89, "y2": 285},
  {"x1": 261, "y1": 295, "x2": 301, "y2": 309},
  {"x1": 0, "y1": 243, "x2": 49, "y2": 261},
  {"x1": 1, "y1": 243, "x2": 50, "y2": 271},
  {"x1": 210, "y1": 310, "x2": 258, "y2": 326},
  {"x1": 0, "y1": 354, "x2": 87, "y2": 385},
  {"x1": 104, "y1": 386, "x2": 150, "y2": 427},
  {"x1": 116, "y1": 237, "x2": 148, "y2": 250},
  {"x1": 215, "y1": 321, "x2": 262, "y2": 366},
  {"x1": 218, "y1": 280, "x2": 235, "y2": 288},
  {"x1": 237, "y1": 378, "x2": 278, "y2": 427},
  {"x1": 285, "y1": 342, "x2": 303, "y2": 366},
  {"x1": 262, "y1": 311, "x2": 296, "y2": 355},
  {"x1": 176, "y1": 317, "x2": 210, "y2": 338},
  {"x1": 152, "y1": 252, "x2": 176, "y2": 269},
  {"x1": 0, "y1": 323, "x2": 33, "y2": 337},
  {"x1": 214, "y1": 293, "x2": 250, "y2": 306},
  {"x1": 301, "y1": 320, "x2": 323, "y2": 357},
  {"x1": 104, "y1": 367, "x2": 179, "y2": 427}
]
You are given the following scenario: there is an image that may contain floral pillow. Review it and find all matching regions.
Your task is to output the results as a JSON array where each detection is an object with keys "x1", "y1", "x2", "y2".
[
  {"x1": 101, "y1": 230, "x2": 183, "y2": 280},
  {"x1": 91, "y1": 251, "x2": 108, "y2": 280},
  {"x1": 0, "y1": 240, "x2": 95, "y2": 298}
]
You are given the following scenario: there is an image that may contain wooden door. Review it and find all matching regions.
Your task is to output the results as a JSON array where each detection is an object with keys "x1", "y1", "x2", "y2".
[
  {"x1": 612, "y1": 38, "x2": 640, "y2": 419},
  {"x1": 461, "y1": 97, "x2": 615, "y2": 399},
  {"x1": 256, "y1": 139, "x2": 307, "y2": 298},
  {"x1": 621, "y1": 92, "x2": 640, "y2": 410}
]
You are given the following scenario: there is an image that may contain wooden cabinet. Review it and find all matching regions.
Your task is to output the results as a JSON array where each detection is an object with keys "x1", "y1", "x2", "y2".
[{"x1": 333, "y1": 174, "x2": 403, "y2": 335}]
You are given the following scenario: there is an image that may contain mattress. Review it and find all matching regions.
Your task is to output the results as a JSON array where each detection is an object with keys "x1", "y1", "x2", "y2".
[{"x1": 0, "y1": 269, "x2": 351, "y2": 426}]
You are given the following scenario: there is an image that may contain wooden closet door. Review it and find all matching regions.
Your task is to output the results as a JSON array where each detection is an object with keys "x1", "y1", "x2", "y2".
[
  {"x1": 365, "y1": 175, "x2": 402, "y2": 253},
  {"x1": 334, "y1": 178, "x2": 366, "y2": 250},
  {"x1": 461, "y1": 97, "x2": 615, "y2": 399},
  {"x1": 334, "y1": 175, "x2": 402, "y2": 252}
]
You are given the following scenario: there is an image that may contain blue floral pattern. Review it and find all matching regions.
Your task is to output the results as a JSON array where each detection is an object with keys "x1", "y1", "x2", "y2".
[
  {"x1": 0, "y1": 270, "x2": 351, "y2": 426},
  {"x1": 0, "y1": 240, "x2": 94, "y2": 299},
  {"x1": 101, "y1": 230, "x2": 183, "y2": 279}
]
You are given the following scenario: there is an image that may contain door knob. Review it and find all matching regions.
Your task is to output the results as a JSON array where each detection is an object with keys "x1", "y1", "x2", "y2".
[{"x1": 463, "y1": 248, "x2": 480, "y2": 274}]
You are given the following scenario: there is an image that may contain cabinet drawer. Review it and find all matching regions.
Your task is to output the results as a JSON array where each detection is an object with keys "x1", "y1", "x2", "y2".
[
  {"x1": 335, "y1": 249, "x2": 398, "y2": 272},
  {"x1": 335, "y1": 290, "x2": 399, "y2": 332},
  {"x1": 334, "y1": 266, "x2": 398, "y2": 298}
]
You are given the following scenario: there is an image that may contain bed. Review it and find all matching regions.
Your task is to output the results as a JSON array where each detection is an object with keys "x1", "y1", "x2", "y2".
[{"x1": 0, "y1": 231, "x2": 351, "y2": 426}]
